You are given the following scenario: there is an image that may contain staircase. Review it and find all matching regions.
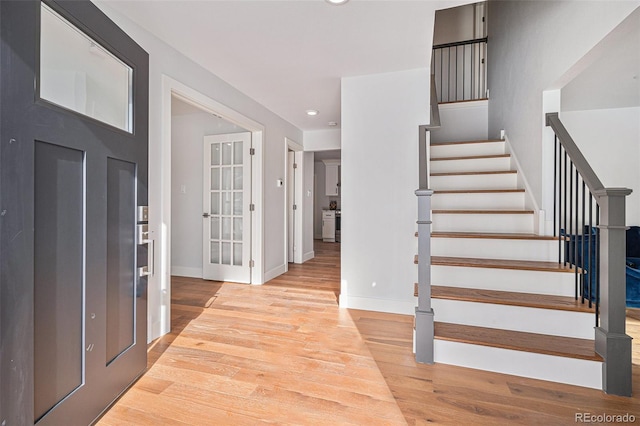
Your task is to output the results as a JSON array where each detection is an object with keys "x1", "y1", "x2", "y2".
[{"x1": 418, "y1": 138, "x2": 603, "y2": 389}]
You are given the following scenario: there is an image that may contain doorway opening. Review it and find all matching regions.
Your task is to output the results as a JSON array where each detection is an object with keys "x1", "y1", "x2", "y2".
[
  {"x1": 171, "y1": 97, "x2": 253, "y2": 283},
  {"x1": 285, "y1": 138, "x2": 303, "y2": 268},
  {"x1": 154, "y1": 76, "x2": 265, "y2": 342}
]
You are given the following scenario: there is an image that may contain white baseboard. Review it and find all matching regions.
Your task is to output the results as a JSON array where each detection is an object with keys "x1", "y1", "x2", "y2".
[
  {"x1": 171, "y1": 266, "x2": 202, "y2": 278},
  {"x1": 302, "y1": 250, "x2": 315, "y2": 262},
  {"x1": 264, "y1": 263, "x2": 287, "y2": 283},
  {"x1": 339, "y1": 295, "x2": 415, "y2": 315}
]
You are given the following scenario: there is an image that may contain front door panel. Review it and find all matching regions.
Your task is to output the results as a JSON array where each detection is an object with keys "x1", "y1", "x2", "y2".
[{"x1": 0, "y1": 1, "x2": 149, "y2": 424}]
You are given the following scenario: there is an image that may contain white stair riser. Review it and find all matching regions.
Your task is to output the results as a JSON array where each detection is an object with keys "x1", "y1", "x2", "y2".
[
  {"x1": 434, "y1": 340, "x2": 602, "y2": 389},
  {"x1": 432, "y1": 265, "x2": 576, "y2": 297},
  {"x1": 432, "y1": 299, "x2": 595, "y2": 339},
  {"x1": 432, "y1": 213, "x2": 534, "y2": 234},
  {"x1": 432, "y1": 192, "x2": 525, "y2": 210},
  {"x1": 431, "y1": 141, "x2": 506, "y2": 158},
  {"x1": 431, "y1": 156, "x2": 512, "y2": 174},
  {"x1": 430, "y1": 173, "x2": 518, "y2": 190},
  {"x1": 432, "y1": 237, "x2": 560, "y2": 262}
]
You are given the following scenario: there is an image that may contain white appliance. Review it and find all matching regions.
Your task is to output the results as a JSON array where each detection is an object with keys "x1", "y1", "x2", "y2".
[{"x1": 322, "y1": 210, "x2": 336, "y2": 242}]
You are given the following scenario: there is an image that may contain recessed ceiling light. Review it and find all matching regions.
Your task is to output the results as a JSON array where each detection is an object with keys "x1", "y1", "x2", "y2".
[
  {"x1": 306, "y1": 110, "x2": 319, "y2": 116},
  {"x1": 326, "y1": 0, "x2": 349, "y2": 4},
  {"x1": 328, "y1": 121, "x2": 338, "y2": 127}
]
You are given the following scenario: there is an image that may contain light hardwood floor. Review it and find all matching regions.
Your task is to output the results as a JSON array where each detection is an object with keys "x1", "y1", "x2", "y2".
[{"x1": 99, "y1": 241, "x2": 640, "y2": 425}]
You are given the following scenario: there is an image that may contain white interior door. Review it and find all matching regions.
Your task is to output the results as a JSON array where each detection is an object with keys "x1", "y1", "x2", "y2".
[
  {"x1": 203, "y1": 132, "x2": 252, "y2": 283},
  {"x1": 288, "y1": 150, "x2": 296, "y2": 263}
]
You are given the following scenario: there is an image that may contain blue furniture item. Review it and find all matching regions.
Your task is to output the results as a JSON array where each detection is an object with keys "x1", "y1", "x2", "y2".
[
  {"x1": 562, "y1": 227, "x2": 597, "y2": 301},
  {"x1": 627, "y1": 226, "x2": 640, "y2": 258},
  {"x1": 626, "y1": 257, "x2": 640, "y2": 308}
]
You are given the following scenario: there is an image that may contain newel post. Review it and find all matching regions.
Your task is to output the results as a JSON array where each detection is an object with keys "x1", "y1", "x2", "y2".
[
  {"x1": 594, "y1": 188, "x2": 633, "y2": 396},
  {"x1": 415, "y1": 124, "x2": 435, "y2": 364},
  {"x1": 415, "y1": 188, "x2": 434, "y2": 364}
]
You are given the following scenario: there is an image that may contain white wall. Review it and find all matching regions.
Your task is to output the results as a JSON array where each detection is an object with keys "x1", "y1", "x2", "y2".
[
  {"x1": 487, "y1": 1, "x2": 639, "y2": 209},
  {"x1": 97, "y1": 3, "x2": 303, "y2": 342},
  {"x1": 430, "y1": 100, "x2": 488, "y2": 143},
  {"x1": 561, "y1": 107, "x2": 640, "y2": 226},
  {"x1": 304, "y1": 129, "x2": 341, "y2": 151},
  {"x1": 433, "y1": 3, "x2": 476, "y2": 45},
  {"x1": 341, "y1": 68, "x2": 430, "y2": 315},
  {"x1": 170, "y1": 107, "x2": 246, "y2": 278}
]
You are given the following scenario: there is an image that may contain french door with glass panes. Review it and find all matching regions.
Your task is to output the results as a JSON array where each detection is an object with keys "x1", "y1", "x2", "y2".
[{"x1": 203, "y1": 133, "x2": 252, "y2": 283}]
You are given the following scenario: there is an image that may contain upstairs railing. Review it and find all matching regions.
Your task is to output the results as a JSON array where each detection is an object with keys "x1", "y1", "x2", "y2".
[
  {"x1": 414, "y1": 74, "x2": 440, "y2": 364},
  {"x1": 546, "y1": 112, "x2": 632, "y2": 397},
  {"x1": 432, "y1": 37, "x2": 487, "y2": 103}
]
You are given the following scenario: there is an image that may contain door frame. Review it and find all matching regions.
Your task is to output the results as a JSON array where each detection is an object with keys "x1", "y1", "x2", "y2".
[
  {"x1": 284, "y1": 137, "x2": 303, "y2": 268},
  {"x1": 159, "y1": 76, "x2": 264, "y2": 330}
]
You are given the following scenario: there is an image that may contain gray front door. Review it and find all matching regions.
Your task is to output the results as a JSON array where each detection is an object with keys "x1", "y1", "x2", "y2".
[{"x1": 0, "y1": 1, "x2": 149, "y2": 424}]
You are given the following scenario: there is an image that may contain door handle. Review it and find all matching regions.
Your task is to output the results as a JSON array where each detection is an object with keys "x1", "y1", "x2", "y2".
[
  {"x1": 138, "y1": 265, "x2": 151, "y2": 277},
  {"x1": 203, "y1": 213, "x2": 210, "y2": 218}
]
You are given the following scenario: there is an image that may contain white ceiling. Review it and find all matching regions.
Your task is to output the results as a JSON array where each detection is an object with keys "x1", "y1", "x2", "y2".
[{"x1": 101, "y1": 0, "x2": 472, "y2": 131}]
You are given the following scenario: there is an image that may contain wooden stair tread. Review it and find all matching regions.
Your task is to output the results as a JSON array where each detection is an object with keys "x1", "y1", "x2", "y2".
[
  {"x1": 434, "y1": 322, "x2": 602, "y2": 361},
  {"x1": 431, "y1": 154, "x2": 510, "y2": 161},
  {"x1": 431, "y1": 231, "x2": 560, "y2": 241},
  {"x1": 433, "y1": 189, "x2": 524, "y2": 194},
  {"x1": 431, "y1": 170, "x2": 517, "y2": 177},
  {"x1": 432, "y1": 209, "x2": 534, "y2": 215},
  {"x1": 430, "y1": 256, "x2": 579, "y2": 273},
  {"x1": 431, "y1": 138, "x2": 502, "y2": 146},
  {"x1": 431, "y1": 286, "x2": 594, "y2": 313}
]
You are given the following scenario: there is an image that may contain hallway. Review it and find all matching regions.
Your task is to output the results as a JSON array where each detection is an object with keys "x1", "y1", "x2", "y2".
[
  {"x1": 98, "y1": 241, "x2": 406, "y2": 425},
  {"x1": 98, "y1": 241, "x2": 640, "y2": 425}
]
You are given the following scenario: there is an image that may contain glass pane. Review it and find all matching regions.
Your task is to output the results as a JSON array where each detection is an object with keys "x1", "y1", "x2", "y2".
[
  {"x1": 222, "y1": 192, "x2": 232, "y2": 215},
  {"x1": 40, "y1": 4, "x2": 132, "y2": 132},
  {"x1": 222, "y1": 167, "x2": 231, "y2": 190},
  {"x1": 221, "y1": 218, "x2": 231, "y2": 240},
  {"x1": 211, "y1": 143, "x2": 220, "y2": 166},
  {"x1": 234, "y1": 141, "x2": 243, "y2": 165},
  {"x1": 211, "y1": 168, "x2": 220, "y2": 190},
  {"x1": 210, "y1": 217, "x2": 220, "y2": 240},
  {"x1": 222, "y1": 142, "x2": 232, "y2": 165},
  {"x1": 233, "y1": 243, "x2": 243, "y2": 266},
  {"x1": 221, "y1": 242, "x2": 231, "y2": 265},
  {"x1": 233, "y1": 192, "x2": 243, "y2": 216},
  {"x1": 233, "y1": 217, "x2": 243, "y2": 240},
  {"x1": 210, "y1": 242, "x2": 219, "y2": 264},
  {"x1": 210, "y1": 192, "x2": 220, "y2": 215},
  {"x1": 233, "y1": 166, "x2": 243, "y2": 190}
]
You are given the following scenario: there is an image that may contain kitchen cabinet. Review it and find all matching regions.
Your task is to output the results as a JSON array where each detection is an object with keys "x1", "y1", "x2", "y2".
[
  {"x1": 322, "y1": 210, "x2": 336, "y2": 242},
  {"x1": 323, "y1": 160, "x2": 340, "y2": 196}
]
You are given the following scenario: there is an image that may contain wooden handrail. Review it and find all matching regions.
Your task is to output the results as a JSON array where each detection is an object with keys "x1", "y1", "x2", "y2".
[{"x1": 433, "y1": 37, "x2": 488, "y2": 50}]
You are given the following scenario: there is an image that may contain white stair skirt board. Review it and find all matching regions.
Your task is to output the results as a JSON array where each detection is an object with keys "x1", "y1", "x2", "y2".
[
  {"x1": 431, "y1": 141, "x2": 506, "y2": 158},
  {"x1": 430, "y1": 156, "x2": 512, "y2": 174},
  {"x1": 430, "y1": 173, "x2": 518, "y2": 190},
  {"x1": 432, "y1": 191, "x2": 525, "y2": 210},
  {"x1": 432, "y1": 237, "x2": 559, "y2": 262},
  {"x1": 432, "y1": 212, "x2": 534, "y2": 234},
  {"x1": 434, "y1": 340, "x2": 602, "y2": 389},
  {"x1": 432, "y1": 299, "x2": 595, "y2": 339},
  {"x1": 431, "y1": 265, "x2": 576, "y2": 297}
]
